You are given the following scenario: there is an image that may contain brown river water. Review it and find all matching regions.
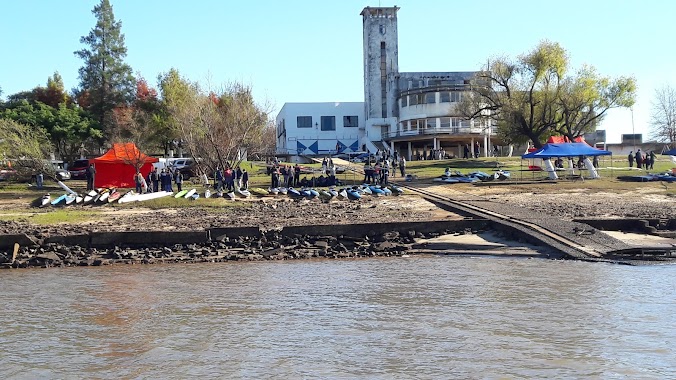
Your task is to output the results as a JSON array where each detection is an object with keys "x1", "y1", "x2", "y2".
[{"x1": 1, "y1": 256, "x2": 675, "y2": 379}]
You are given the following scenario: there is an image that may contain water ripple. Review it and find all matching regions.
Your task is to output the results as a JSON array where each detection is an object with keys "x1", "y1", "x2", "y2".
[{"x1": 1, "y1": 257, "x2": 675, "y2": 379}]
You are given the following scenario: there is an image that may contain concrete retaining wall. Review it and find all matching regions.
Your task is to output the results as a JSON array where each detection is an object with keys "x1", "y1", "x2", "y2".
[
  {"x1": 0, "y1": 220, "x2": 490, "y2": 249},
  {"x1": 0, "y1": 234, "x2": 36, "y2": 249},
  {"x1": 280, "y1": 220, "x2": 488, "y2": 238}
]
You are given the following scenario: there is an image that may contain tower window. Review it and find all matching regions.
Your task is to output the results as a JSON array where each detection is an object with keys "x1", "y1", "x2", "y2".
[{"x1": 379, "y1": 25, "x2": 386, "y2": 35}]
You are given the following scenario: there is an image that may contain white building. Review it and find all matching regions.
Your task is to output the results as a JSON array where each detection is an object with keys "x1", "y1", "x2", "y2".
[
  {"x1": 276, "y1": 6, "x2": 497, "y2": 162},
  {"x1": 276, "y1": 102, "x2": 364, "y2": 157}
]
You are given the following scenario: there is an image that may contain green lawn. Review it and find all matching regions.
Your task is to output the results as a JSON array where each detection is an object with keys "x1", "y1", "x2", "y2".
[
  {"x1": 2, "y1": 157, "x2": 674, "y2": 195},
  {"x1": 0, "y1": 208, "x2": 98, "y2": 224}
]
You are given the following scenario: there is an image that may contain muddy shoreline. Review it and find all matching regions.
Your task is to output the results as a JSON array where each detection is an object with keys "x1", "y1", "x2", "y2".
[{"x1": 1, "y1": 184, "x2": 675, "y2": 269}]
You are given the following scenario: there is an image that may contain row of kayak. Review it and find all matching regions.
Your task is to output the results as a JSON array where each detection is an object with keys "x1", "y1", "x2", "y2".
[
  {"x1": 38, "y1": 183, "x2": 405, "y2": 207},
  {"x1": 617, "y1": 173, "x2": 676, "y2": 183},
  {"x1": 40, "y1": 188, "x2": 174, "y2": 207},
  {"x1": 255, "y1": 184, "x2": 404, "y2": 201},
  {"x1": 433, "y1": 170, "x2": 511, "y2": 184}
]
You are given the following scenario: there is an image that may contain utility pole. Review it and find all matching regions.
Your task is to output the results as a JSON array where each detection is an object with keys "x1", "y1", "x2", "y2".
[{"x1": 631, "y1": 107, "x2": 636, "y2": 152}]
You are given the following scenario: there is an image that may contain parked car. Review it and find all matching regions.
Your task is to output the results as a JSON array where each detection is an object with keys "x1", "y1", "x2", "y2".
[
  {"x1": 168, "y1": 158, "x2": 197, "y2": 179},
  {"x1": 55, "y1": 168, "x2": 71, "y2": 180},
  {"x1": 69, "y1": 159, "x2": 91, "y2": 179},
  {"x1": 0, "y1": 168, "x2": 17, "y2": 181}
]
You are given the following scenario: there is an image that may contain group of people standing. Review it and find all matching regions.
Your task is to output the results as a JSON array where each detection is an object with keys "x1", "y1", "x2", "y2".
[
  {"x1": 134, "y1": 167, "x2": 183, "y2": 194},
  {"x1": 214, "y1": 166, "x2": 248, "y2": 193},
  {"x1": 270, "y1": 163, "x2": 303, "y2": 188},
  {"x1": 628, "y1": 150, "x2": 656, "y2": 170},
  {"x1": 363, "y1": 154, "x2": 405, "y2": 185}
]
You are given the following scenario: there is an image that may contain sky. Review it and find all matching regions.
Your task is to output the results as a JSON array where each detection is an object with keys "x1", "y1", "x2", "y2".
[{"x1": 1, "y1": 0, "x2": 674, "y2": 144}]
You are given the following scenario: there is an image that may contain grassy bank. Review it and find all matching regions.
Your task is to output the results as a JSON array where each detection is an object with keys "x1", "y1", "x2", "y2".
[{"x1": 2, "y1": 157, "x2": 674, "y2": 196}]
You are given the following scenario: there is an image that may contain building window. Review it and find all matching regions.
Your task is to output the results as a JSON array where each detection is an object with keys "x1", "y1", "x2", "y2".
[
  {"x1": 401, "y1": 96, "x2": 407, "y2": 107},
  {"x1": 411, "y1": 120, "x2": 418, "y2": 130},
  {"x1": 425, "y1": 92, "x2": 436, "y2": 104},
  {"x1": 451, "y1": 118, "x2": 460, "y2": 127},
  {"x1": 379, "y1": 25, "x2": 386, "y2": 35},
  {"x1": 440, "y1": 92, "x2": 450, "y2": 103},
  {"x1": 426, "y1": 118, "x2": 436, "y2": 129},
  {"x1": 409, "y1": 95, "x2": 418, "y2": 106},
  {"x1": 321, "y1": 116, "x2": 335, "y2": 131},
  {"x1": 440, "y1": 117, "x2": 451, "y2": 129},
  {"x1": 297, "y1": 116, "x2": 312, "y2": 128},
  {"x1": 343, "y1": 115, "x2": 358, "y2": 127},
  {"x1": 450, "y1": 91, "x2": 462, "y2": 102}
]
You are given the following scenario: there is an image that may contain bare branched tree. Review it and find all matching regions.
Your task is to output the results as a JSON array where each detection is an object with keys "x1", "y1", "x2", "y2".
[
  {"x1": 160, "y1": 70, "x2": 272, "y2": 176},
  {"x1": 650, "y1": 85, "x2": 676, "y2": 144},
  {"x1": 0, "y1": 119, "x2": 57, "y2": 180},
  {"x1": 110, "y1": 106, "x2": 157, "y2": 173}
]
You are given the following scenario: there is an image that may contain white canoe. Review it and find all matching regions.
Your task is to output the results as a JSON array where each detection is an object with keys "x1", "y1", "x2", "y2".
[
  {"x1": 184, "y1": 189, "x2": 197, "y2": 199},
  {"x1": 118, "y1": 190, "x2": 173, "y2": 203},
  {"x1": 65, "y1": 193, "x2": 77, "y2": 205},
  {"x1": 40, "y1": 194, "x2": 51, "y2": 207}
]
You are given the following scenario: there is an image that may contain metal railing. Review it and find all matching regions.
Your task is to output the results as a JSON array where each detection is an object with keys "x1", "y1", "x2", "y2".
[{"x1": 382, "y1": 127, "x2": 493, "y2": 139}]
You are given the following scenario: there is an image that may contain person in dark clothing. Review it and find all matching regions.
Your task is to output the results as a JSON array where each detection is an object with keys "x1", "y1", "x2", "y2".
[
  {"x1": 175, "y1": 170, "x2": 183, "y2": 192},
  {"x1": 160, "y1": 169, "x2": 171, "y2": 192},
  {"x1": 146, "y1": 171, "x2": 154, "y2": 193},
  {"x1": 215, "y1": 168, "x2": 224, "y2": 192},
  {"x1": 86, "y1": 164, "x2": 96, "y2": 191},
  {"x1": 241, "y1": 169, "x2": 249, "y2": 189},
  {"x1": 151, "y1": 168, "x2": 160, "y2": 192},
  {"x1": 224, "y1": 167, "x2": 234, "y2": 192},
  {"x1": 463, "y1": 144, "x2": 470, "y2": 159},
  {"x1": 635, "y1": 150, "x2": 643, "y2": 169},
  {"x1": 628, "y1": 151, "x2": 634, "y2": 168},
  {"x1": 474, "y1": 142, "x2": 480, "y2": 158},
  {"x1": 134, "y1": 171, "x2": 143, "y2": 193},
  {"x1": 649, "y1": 151, "x2": 656, "y2": 170},
  {"x1": 271, "y1": 167, "x2": 280, "y2": 188},
  {"x1": 236, "y1": 167, "x2": 243, "y2": 189},
  {"x1": 293, "y1": 164, "x2": 301, "y2": 187}
]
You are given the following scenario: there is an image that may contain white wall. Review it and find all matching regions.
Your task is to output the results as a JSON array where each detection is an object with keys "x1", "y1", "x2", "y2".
[{"x1": 276, "y1": 102, "x2": 365, "y2": 156}]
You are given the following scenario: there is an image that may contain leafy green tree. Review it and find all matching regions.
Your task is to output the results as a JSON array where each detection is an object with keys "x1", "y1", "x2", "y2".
[
  {"x1": 74, "y1": 0, "x2": 135, "y2": 139},
  {"x1": 33, "y1": 72, "x2": 70, "y2": 108},
  {"x1": 556, "y1": 66, "x2": 635, "y2": 141},
  {"x1": 2, "y1": 99, "x2": 101, "y2": 164},
  {"x1": 0, "y1": 119, "x2": 56, "y2": 180},
  {"x1": 459, "y1": 41, "x2": 635, "y2": 148},
  {"x1": 459, "y1": 41, "x2": 568, "y2": 148}
]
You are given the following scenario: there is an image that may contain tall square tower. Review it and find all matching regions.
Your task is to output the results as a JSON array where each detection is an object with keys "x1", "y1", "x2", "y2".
[{"x1": 361, "y1": 6, "x2": 399, "y2": 125}]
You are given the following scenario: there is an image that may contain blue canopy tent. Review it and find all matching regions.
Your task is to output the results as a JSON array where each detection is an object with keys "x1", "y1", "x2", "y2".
[
  {"x1": 522, "y1": 142, "x2": 612, "y2": 158},
  {"x1": 521, "y1": 142, "x2": 612, "y2": 180},
  {"x1": 662, "y1": 148, "x2": 676, "y2": 156}
]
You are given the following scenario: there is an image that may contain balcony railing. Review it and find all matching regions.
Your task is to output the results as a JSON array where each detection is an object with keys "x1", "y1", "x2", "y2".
[{"x1": 382, "y1": 127, "x2": 492, "y2": 139}]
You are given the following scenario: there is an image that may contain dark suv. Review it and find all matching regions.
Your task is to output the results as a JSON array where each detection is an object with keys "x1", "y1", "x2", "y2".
[{"x1": 69, "y1": 159, "x2": 91, "y2": 179}]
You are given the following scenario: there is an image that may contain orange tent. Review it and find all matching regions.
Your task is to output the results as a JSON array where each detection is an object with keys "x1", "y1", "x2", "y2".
[
  {"x1": 547, "y1": 136, "x2": 585, "y2": 144},
  {"x1": 92, "y1": 143, "x2": 159, "y2": 188}
]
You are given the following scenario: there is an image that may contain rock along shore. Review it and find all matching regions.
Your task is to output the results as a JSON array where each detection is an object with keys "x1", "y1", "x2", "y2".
[{"x1": 2, "y1": 220, "x2": 533, "y2": 269}]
